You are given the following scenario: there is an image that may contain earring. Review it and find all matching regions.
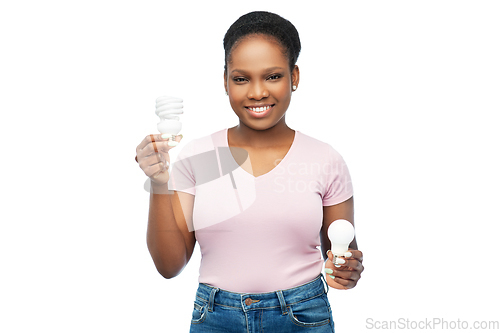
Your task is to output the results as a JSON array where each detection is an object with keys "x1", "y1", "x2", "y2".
[
  {"x1": 225, "y1": 91, "x2": 228, "y2": 96},
  {"x1": 292, "y1": 85, "x2": 297, "y2": 91}
]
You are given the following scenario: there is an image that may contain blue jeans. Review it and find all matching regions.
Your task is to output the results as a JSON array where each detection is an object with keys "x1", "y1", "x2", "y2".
[{"x1": 189, "y1": 274, "x2": 334, "y2": 332}]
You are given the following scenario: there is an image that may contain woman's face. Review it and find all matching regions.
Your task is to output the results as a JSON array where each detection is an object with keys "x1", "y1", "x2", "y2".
[{"x1": 224, "y1": 34, "x2": 299, "y2": 132}]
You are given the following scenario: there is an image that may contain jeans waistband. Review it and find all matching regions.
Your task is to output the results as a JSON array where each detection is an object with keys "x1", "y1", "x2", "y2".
[{"x1": 194, "y1": 274, "x2": 329, "y2": 314}]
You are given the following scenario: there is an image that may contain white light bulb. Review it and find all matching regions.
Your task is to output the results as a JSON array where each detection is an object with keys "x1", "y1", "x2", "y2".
[
  {"x1": 327, "y1": 219, "x2": 355, "y2": 258},
  {"x1": 156, "y1": 96, "x2": 183, "y2": 147}
]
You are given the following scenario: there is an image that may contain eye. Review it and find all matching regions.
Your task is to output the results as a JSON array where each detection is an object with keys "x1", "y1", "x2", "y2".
[
  {"x1": 233, "y1": 77, "x2": 247, "y2": 83},
  {"x1": 267, "y1": 74, "x2": 282, "y2": 81}
]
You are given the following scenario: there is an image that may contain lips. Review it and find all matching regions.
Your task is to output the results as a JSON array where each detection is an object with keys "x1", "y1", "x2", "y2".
[{"x1": 245, "y1": 104, "x2": 275, "y2": 118}]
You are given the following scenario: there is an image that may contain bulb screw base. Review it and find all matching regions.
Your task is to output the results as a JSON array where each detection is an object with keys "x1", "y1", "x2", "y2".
[{"x1": 167, "y1": 134, "x2": 178, "y2": 147}]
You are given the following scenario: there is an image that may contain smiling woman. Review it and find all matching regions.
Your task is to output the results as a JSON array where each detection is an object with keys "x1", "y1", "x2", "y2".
[
  {"x1": 137, "y1": 10, "x2": 363, "y2": 333},
  {"x1": 224, "y1": 34, "x2": 298, "y2": 129}
]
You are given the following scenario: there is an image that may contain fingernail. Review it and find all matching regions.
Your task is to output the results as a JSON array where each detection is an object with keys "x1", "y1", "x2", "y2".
[
  {"x1": 324, "y1": 268, "x2": 333, "y2": 274},
  {"x1": 335, "y1": 258, "x2": 346, "y2": 265},
  {"x1": 334, "y1": 264, "x2": 341, "y2": 268},
  {"x1": 161, "y1": 134, "x2": 169, "y2": 139},
  {"x1": 344, "y1": 252, "x2": 352, "y2": 258},
  {"x1": 328, "y1": 274, "x2": 335, "y2": 280},
  {"x1": 178, "y1": 134, "x2": 183, "y2": 140}
]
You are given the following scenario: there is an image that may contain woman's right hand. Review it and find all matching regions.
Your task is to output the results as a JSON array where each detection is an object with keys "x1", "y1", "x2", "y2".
[{"x1": 136, "y1": 134, "x2": 183, "y2": 187}]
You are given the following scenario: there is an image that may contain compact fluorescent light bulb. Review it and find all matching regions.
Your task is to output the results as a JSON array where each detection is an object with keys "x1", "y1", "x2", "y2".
[
  {"x1": 155, "y1": 96, "x2": 183, "y2": 147},
  {"x1": 327, "y1": 219, "x2": 355, "y2": 257}
]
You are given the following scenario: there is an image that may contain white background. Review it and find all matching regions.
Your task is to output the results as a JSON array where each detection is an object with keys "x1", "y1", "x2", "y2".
[{"x1": 1, "y1": 0, "x2": 499, "y2": 332}]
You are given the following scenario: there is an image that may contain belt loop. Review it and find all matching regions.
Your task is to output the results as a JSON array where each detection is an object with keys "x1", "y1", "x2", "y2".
[
  {"x1": 276, "y1": 290, "x2": 288, "y2": 315},
  {"x1": 207, "y1": 287, "x2": 219, "y2": 313},
  {"x1": 320, "y1": 273, "x2": 329, "y2": 294}
]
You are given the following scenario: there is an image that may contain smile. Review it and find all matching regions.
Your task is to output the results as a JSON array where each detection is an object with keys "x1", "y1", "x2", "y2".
[
  {"x1": 247, "y1": 105, "x2": 273, "y2": 113},
  {"x1": 245, "y1": 104, "x2": 275, "y2": 118}
]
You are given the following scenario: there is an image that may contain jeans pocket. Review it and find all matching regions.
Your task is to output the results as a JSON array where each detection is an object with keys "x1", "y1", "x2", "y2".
[
  {"x1": 288, "y1": 294, "x2": 332, "y2": 328},
  {"x1": 190, "y1": 298, "x2": 208, "y2": 325}
]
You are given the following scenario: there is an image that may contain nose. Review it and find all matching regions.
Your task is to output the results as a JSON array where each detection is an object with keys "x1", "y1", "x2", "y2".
[{"x1": 247, "y1": 81, "x2": 269, "y2": 100}]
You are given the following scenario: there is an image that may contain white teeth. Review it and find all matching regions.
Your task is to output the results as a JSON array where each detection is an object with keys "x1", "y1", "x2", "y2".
[{"x1": 249, "y1": 106, "x2": 271, "y2": 113}]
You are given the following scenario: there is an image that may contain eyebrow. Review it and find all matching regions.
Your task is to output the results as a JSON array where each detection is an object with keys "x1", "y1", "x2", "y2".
[{"x1": 230, "y1": 66, "x2": 285, "y2": 74}]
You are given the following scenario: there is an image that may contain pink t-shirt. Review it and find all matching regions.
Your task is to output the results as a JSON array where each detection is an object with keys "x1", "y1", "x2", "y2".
[{"x1": 168, "y1": 128, "x2": 353, "y2": 293}]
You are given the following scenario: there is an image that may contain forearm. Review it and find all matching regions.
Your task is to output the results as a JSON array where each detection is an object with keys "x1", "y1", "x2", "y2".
[
  {"x1": 349, "y1": 237, "x2": 358, "y2": 251},
  {"x1": 147, "y1": 186, "x2": 188, "y2": 278}
]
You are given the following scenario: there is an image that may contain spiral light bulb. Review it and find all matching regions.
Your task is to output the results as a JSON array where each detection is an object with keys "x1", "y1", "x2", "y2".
[
  {"x1": 327, "y1": 219, "x2": 355, "y2": 265},
  {"x1": 156, "y1": 96, "x2": 183, "y2": 147}
]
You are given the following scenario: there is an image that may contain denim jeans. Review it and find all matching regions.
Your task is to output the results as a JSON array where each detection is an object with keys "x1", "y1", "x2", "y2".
[{"x1": 189, "y1": 274, "x2": 334, "y2": 332}]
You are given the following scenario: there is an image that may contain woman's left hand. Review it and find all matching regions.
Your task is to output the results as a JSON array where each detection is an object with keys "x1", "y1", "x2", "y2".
[{"x1": 324, "y1": 248, "x2": 364, "y2": 290}]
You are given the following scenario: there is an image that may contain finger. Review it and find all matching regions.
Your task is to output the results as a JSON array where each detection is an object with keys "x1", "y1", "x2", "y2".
[
  {"x1": 150, "y1": 134, "x2": 159, "y2": 153},
  {"x1": 330, "y1": 268, "x2": 360, "y2": 282},
  {"x1": 328, "y1": 253, "x2": 345, "y2": 268},
  {"x1": 325, "y1": 273, "x2": 351, "y2": 290},
  {"x1": 327, "y1": 249, "x2": 361, "y2": 262},
  {"x1": 331, "y1": 249, "x2": 363, "y2": 267},
  {"x1": 140, "y1": 148, "x2": 164, "y2": 166},
  {"x1": 348, "y1": 249, "x2": 363, "y2": 262},
  {"x1": 326, "y1": 251, "x2": 349, "y2": 267},
  {"x1": 325, "y1": 259, "x2": 360, "y2": 290},
  {"x1": 138, "y1": 147, "x2": 164, "y2": 166},
  {"x1": 141, "y1": 154, "x2": 170, "y2": 179},
  {"x1": 336, "y1": 257, "x2": 357, "y2": 270},
  {"x1": 327, "y1": 250, "x2": 334, "y2": 262},
  {"x1": 337, "y1": 264, "x2": 364, "y2": 285},
  {"x1": 137, "y1": 134, "x2": 177, "y2": 162},
  {"x1": 325, "y1": 257, "x2": 355, "y2": 276},
  {"x1": 174, "y1": 134, "x2": 183, "y2": 143},
  {"x1": 324, "y1": 256, "x2": 335, "y2": 271},
  {"x1": 138, "y1": 152, "x2": 162, "y2": 171},
  {"x1": 136, "y1": 133, "x2": 162, "y2": 151},
  {"x1": 149, "y1": 163, "x2": 168, "y2": 179},
  {"x1": 356, "y1": 260, "x2": 364, "y2": 274},
  {"x1": 331, "y1": 275, "x2": 357, "y2": 289}
]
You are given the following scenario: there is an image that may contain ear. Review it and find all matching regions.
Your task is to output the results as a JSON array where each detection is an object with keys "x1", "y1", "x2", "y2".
[
  {"x1": 292, "y1": 65, "x2": 300, "y2": 88},
  {"x1": 223, "y1": 71, "x2": 228, "y2": 94}
]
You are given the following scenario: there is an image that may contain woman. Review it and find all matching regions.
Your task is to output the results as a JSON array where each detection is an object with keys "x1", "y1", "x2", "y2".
[{"x1": 136, "y1": 11, "x2": 363, "y2": 332}]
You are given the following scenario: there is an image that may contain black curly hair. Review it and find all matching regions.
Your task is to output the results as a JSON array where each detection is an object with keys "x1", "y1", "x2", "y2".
[{"x1": 223, "y1": 11, "x2": 301, "y2": 73}]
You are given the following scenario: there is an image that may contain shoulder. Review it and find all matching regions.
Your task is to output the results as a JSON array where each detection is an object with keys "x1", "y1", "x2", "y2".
[
  {"x1": 297, "y1": 130, "x2": 331, "y2": 148},
  {"x1": 176, "y1": 128, "x2": 226, "y2": 157},
  {"x1": 296, "y1": 130, "x2": 345, "y2": 161}
]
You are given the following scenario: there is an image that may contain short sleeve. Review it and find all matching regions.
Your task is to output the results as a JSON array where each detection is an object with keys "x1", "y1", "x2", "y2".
[
  {"x1": 167, "y1": 141, "x2": 196, "y2": 195},
  {"x1": 322, "y1": 144, "x2": 354, "y2": 206}
]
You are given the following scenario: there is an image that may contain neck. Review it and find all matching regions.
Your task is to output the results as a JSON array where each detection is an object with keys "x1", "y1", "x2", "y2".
[{"x1": 230, "y1": 120, "x2": 294, "y2": 149}]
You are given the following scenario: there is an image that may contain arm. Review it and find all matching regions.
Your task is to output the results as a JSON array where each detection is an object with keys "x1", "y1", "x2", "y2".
[
  {"x1": 147, "y1": 185, "x2": 196, "y2": 279},
  {"x1": 320, "y1": 196, "x2": 364, "y2": 289},
  {"x1": 320, "y1": 196, "x2": 356, "y2": 261}
]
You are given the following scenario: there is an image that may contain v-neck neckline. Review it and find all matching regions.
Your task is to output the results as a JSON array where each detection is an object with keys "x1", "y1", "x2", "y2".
[{"x1": 224, "y1": 127, "x2": 299, "y2": 180}]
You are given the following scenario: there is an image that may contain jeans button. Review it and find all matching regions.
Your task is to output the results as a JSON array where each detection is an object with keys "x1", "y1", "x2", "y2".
[{"x1": 245, "y1": 298, "x2": 259, "y2": 306}]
